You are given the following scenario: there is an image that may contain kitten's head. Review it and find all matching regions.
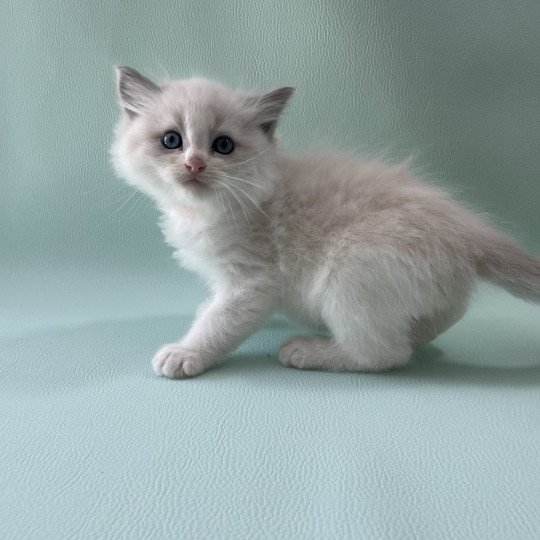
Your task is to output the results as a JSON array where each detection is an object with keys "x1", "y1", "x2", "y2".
[{"x1": 111, "y1": 67, "x2": 293, "y2": 211}]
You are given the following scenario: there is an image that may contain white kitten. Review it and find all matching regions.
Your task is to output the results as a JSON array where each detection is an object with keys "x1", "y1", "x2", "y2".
[{"x1": 111, "y1": 66, "x2": 540, "y2": 378}]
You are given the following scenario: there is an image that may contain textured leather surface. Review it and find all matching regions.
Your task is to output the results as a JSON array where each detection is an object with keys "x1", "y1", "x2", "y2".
[
  {"x1": 1, "y1": 0, "x2": 539, "y2": 538},
  {"x1": 1, "y1": 282, "x2": 540, "y2": 539}
]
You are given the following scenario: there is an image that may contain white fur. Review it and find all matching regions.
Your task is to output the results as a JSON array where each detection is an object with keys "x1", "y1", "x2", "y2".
[{"x1": 111, "y1": 67, "x2": 540, "y2": 378}]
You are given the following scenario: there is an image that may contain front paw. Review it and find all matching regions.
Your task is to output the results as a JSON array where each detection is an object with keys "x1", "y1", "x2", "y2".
[{"x1": 151, "y1": 343, "x2": 206, "y2": 379}]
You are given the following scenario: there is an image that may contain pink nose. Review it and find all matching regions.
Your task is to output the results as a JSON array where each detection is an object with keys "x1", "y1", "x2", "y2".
[{"x1": 185, "y1": 158, "x2": 206, "y2": 174}]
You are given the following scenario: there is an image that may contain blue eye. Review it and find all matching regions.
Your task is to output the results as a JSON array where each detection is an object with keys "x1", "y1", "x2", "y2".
[
  {"x1": 212, "y1": 136, "x2": 234, "y2": 155},
  {"x1": 162, "y1": 131, "x2": 182, "y2": 149}
]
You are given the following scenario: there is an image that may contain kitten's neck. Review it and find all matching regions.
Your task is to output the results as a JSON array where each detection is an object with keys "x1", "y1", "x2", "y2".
[
  {"x1": 159, "y1": 196, "x2": 267, "y2": 232},
  {"x1": 159, "y1": 200, "x2": 214, "y2": 228}
]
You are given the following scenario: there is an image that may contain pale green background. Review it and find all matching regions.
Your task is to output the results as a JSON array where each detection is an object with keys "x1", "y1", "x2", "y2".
[{"x1": 1, "y1": 1, "x2": 539, "y2": 538}]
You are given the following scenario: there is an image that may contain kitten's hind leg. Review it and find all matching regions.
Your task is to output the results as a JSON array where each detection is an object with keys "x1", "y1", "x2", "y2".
[
  {"x1": 279, "y1": 335, "x2": 359, "y2": 372},
  {"x1": 279, "y1": 304, "x2": 413, "y2": 373},
  {"x1": 325, "y1": 297, "x2": 413, "y2": 371}
]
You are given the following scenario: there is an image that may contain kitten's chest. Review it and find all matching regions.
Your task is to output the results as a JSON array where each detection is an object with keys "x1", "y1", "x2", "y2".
[
  {"x1": 159, "y1": 207, "x2": 271, "y2": 287},
  {"x1": 160, "y1": 208, "x2": 228, "y2": 280}
]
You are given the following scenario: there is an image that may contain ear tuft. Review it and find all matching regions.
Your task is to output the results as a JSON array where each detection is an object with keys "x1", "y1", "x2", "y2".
[
  {"x1": 115, "y1": 66, "x2": 160, "y2": 118},
  {"x1": 253, "y1": 86, "x2": 294, "y2": 136}
]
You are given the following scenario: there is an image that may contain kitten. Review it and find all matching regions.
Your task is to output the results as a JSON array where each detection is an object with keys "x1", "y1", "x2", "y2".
[{"x1": 111, "y1": 66, "x2": 540, "y2": 378}]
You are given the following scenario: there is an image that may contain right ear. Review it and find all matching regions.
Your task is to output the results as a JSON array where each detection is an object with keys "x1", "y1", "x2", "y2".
[{"x1": 115, "y1": 66, "x2": 160, "y2": 118}]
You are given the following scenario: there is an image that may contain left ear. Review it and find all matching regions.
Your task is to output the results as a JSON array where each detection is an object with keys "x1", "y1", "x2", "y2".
[{"x1": 250, "y1": 86, "x2": 294, "y2": 136}]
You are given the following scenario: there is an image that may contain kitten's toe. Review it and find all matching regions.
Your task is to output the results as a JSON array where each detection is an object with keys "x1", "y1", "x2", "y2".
[
  {"x1": 278, "y1": 336, "x2": 314, "y2": 369},
  {"x1": 151, "y1": 343, "x2": 205, "y2": 378}
]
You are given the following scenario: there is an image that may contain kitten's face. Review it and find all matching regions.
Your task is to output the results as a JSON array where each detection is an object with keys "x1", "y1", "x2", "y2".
[{"x1": 111, "y1": 67, "x2": 293, "y2": 211}]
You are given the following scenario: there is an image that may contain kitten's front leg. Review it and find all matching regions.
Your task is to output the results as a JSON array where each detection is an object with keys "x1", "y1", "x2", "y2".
[{"x1": 152, "y1": 283, "x2": 275, "y2": 378}]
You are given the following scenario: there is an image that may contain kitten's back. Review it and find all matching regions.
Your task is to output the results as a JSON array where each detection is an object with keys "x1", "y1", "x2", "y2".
[{"x1": 276, "y1": 152, "x2": 540, "y2": 302}]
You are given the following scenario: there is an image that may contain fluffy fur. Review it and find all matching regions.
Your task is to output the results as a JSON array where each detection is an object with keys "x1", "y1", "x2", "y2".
[{"x1": 111, "y1": 66, "x2": 540, "y2": 378}]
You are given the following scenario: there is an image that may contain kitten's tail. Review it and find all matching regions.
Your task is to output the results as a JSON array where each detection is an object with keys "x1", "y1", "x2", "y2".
[{"x1": 476, "y1": 228, "x2": 540, "y2": 302}]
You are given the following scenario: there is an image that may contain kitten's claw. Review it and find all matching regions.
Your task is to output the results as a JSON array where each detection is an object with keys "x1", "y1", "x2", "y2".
[{"x1": 152, "y1": 343, "x2": 205, "y2": 378}]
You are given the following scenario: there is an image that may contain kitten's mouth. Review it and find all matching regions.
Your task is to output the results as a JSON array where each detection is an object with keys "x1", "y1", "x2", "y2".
[{"x1": 181, "y1": 175, "x2": 207, "y2": 189}]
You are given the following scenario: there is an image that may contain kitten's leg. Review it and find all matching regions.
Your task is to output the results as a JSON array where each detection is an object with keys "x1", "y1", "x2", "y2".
[
  {"x1": 280, "y1": 303, "x2": 412, "y2": 373},
  {"x1": 279, "y1": 335, "x2": 360, "y2": 371},
  {"x1": 153, "y1": 284, "x2": 275, "y2": 378}
]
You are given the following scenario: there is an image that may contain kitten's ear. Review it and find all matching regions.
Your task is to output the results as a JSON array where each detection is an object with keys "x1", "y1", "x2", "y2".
[
  {"x1": 251, "y1": 87, "x2": 294, "y2": 136},
  {"x1": 115, "y1": 66, "x2": 160, "y2": 118}
]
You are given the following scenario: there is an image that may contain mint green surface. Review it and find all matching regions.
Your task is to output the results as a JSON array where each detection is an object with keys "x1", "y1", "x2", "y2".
[{"x1": 1, "y1": 1, "x2": 539, "y2": 538}]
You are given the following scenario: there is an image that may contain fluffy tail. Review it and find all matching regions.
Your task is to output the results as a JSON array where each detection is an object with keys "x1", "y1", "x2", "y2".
[{"x1": 477, "y1": 230, "x2": 540, "y2": 302}]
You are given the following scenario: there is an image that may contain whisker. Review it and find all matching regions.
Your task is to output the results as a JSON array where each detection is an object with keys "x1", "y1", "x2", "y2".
[
  {"x1": 228, "y1": 183, "x2": 270, "y2": 220},
  {"x1": 106, "y1": 189, "x2": 143, "y2": 219},
  {"x1": 213, "y1": 179, "x2": 253, "y2": 231},
  {"x1": 227, "y1": 146, "x2": 273, "y2": 166},
  {"x1": 117, "y1": 191, "x2": 147, "y2": 224},
  {"x1": 228, "y1": 187, "x2": 253, "y2": 232},
  {"x1": 218, "y1": 173, "x2": 273, "y2": 193},
  {"x1": 226, "y1": 188, "x2": 252, "y2": 230},
  {"x1": 225, "y1": 190, "x2": 240, "y2": 232},
  {"x1": 216, "y1": 188, "x2": 227, "y2": 216},
  {"x1": 219, "y1": 186, "x2": 239, "y2": 231}
]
